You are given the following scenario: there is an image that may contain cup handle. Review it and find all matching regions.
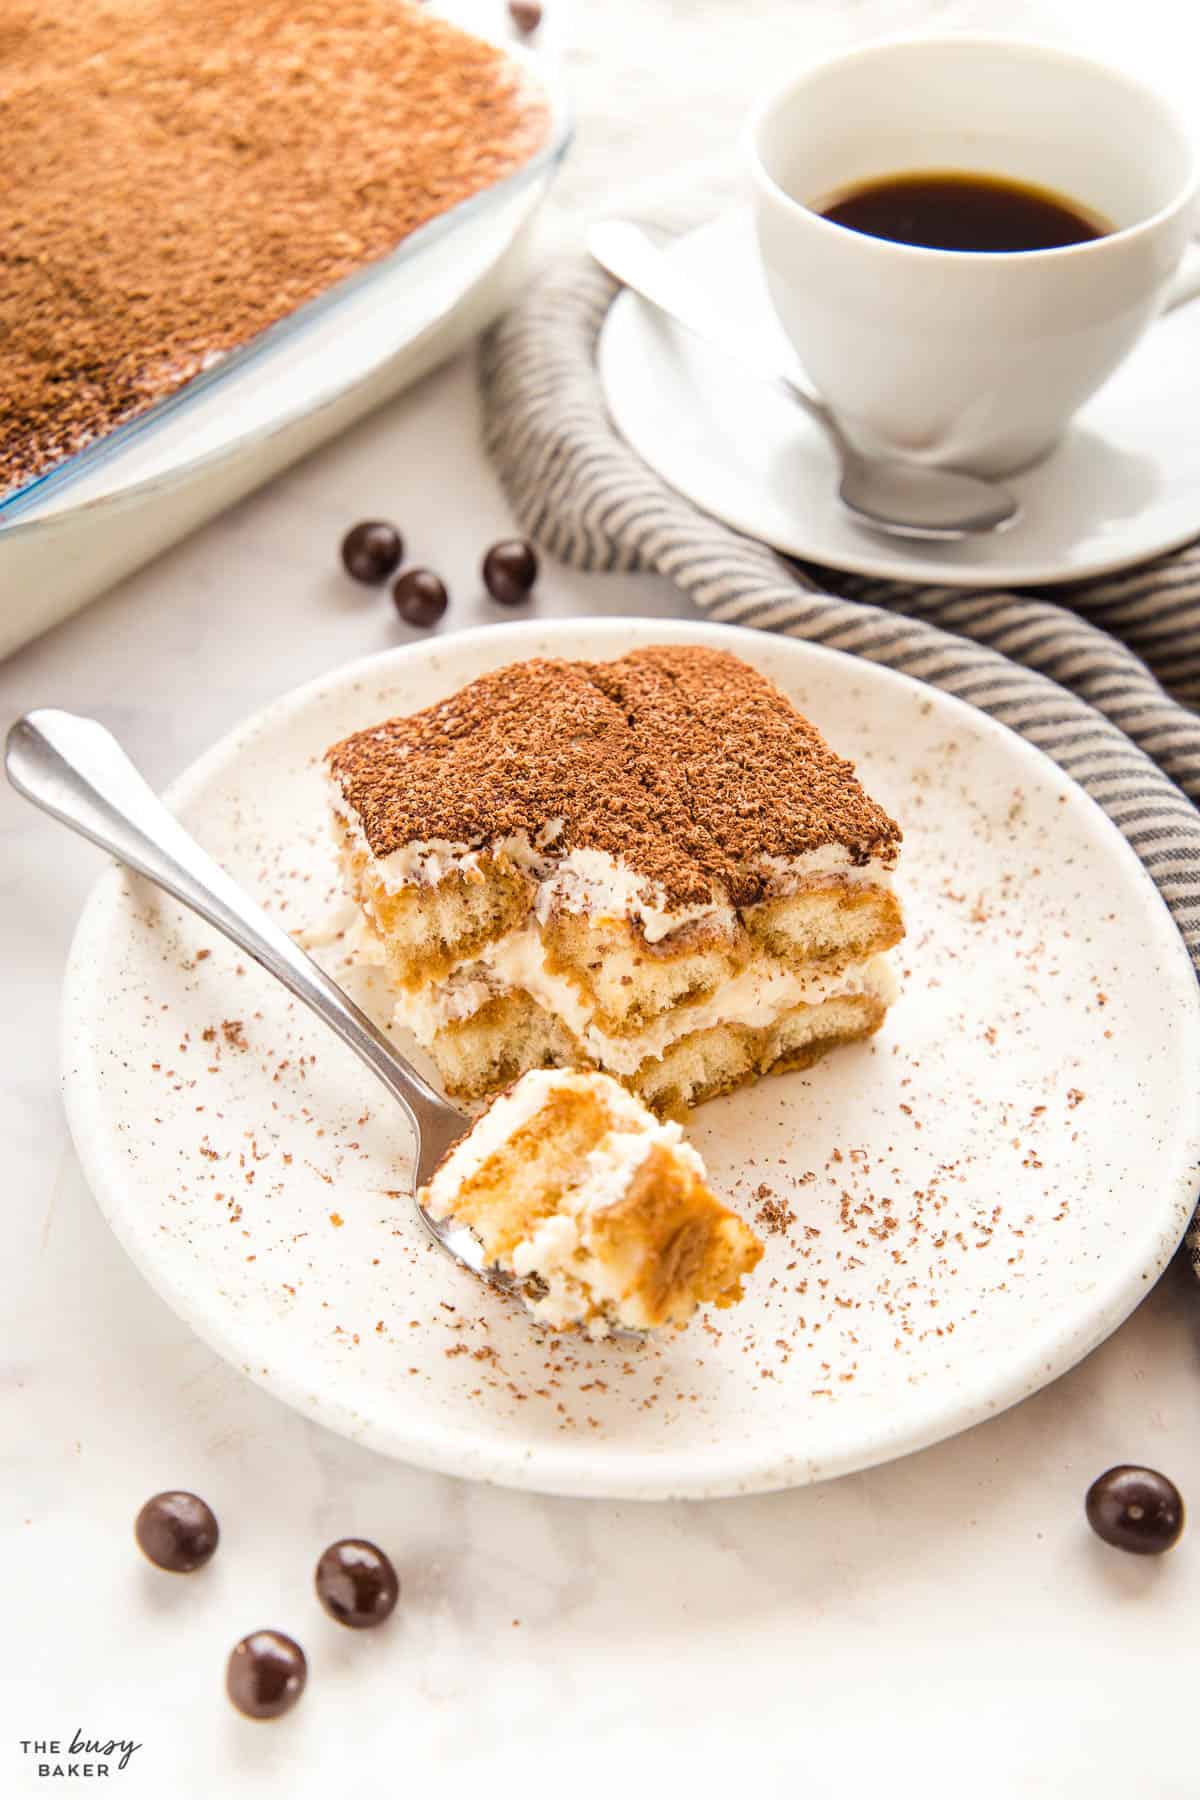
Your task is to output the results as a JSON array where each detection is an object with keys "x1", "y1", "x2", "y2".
[{"x1": 1163, "y1": 241, "x2": 1200, "y2": 315}]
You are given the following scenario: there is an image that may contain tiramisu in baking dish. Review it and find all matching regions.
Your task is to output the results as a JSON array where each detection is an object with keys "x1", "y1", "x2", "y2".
[
  {"x1": 327, "y1": 646, "x2": 904, "y2": 1113},
  {"x1": 1, "y1": 0, "x2": 549, "y2": 500}
]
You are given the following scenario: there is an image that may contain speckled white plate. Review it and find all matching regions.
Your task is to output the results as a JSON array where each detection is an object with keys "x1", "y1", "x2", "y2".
[{"x1": 62, "y1": 620, "x2": 1200, "y2": 1499}]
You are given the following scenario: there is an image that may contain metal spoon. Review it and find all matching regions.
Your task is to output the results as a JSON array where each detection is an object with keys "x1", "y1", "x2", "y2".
[
  {"x1": 5, "y1": 708, "x2": 495, "y2": 1279},
  {"x1": 589, "y1": 219, "x2": 1020, "y2": 540}
]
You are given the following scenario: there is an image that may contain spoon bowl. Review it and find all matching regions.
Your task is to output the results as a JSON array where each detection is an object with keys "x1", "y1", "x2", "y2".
[{"x1": 838, "y1": 451, "x2": 1020, "y2": 539}]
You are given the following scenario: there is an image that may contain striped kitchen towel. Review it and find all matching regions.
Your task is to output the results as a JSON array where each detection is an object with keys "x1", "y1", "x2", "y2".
[{"x1": 478, "y1": 252, "x2": 1200, "y2": 1266}]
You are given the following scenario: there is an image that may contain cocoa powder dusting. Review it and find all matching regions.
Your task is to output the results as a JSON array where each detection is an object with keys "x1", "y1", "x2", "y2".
[
  {"x1": 327, "y1": 647, "x2": 901, "y2": 903},
  {"x1": 754, "y1": 1191, "x2": 796, "y2": 1235},
  {"x1": 1, "y1": 0, "x2": 549, "y2": 496}
]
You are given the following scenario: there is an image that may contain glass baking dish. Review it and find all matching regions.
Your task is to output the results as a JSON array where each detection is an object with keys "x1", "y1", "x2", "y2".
[{"x1": 0, "y1": 43, "x2": 570, "y2": 527}]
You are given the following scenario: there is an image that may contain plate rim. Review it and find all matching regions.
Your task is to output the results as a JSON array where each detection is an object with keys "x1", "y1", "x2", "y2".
[
  {"x1": 598, "y1": 212, "x2": 1200, "y2": 590},
  {"x1": 60, "y1": 619, "x2": 1200, "y2": 1498}
]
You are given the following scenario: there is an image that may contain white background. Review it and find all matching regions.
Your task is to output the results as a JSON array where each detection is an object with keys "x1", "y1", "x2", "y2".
[{"x1": 3, "y1": 0, "x2": 1200, "y2": 1794}]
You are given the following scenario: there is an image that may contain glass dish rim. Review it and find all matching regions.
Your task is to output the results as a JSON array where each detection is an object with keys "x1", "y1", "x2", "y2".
[{"x1": 1, "y1": 52, "x2": 571, "y2": 529}]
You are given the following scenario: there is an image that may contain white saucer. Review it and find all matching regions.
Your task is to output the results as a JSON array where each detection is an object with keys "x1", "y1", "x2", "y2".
[
  {"x1": 60, "y1": 621, "x2": 1200, "y2": 1499},
  {"x1": 598, "y1": 212, "x2": 1200, "y2": 588}
]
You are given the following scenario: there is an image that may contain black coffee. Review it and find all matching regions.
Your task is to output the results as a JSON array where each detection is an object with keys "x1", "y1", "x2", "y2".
[{"x1": 816, "y1": 171, "x2": 1109, "y2": 252}]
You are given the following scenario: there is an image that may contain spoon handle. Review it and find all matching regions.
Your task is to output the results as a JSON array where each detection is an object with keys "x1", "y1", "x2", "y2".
[
  {"x1": 588, "y1": 219, "x2": 843, "y2": 445},
  {"x1": 6, "y1": 709, "x2": 465, "y2": 1179}
]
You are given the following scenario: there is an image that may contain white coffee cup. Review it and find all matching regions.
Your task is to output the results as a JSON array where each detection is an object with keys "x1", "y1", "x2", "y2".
[{"x1": 749, "y1": 37, "x2": 1200, "y2": 477}]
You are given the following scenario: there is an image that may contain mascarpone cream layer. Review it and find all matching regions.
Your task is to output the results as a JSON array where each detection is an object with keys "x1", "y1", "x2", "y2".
[{"x1": 397, "y1": 928, "x2": 898, "y2": 1076}]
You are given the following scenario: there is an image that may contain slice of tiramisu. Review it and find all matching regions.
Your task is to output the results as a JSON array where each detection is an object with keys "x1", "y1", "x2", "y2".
[
  {"x1": 326, "y1": 645, "x2": 903, "y2": 1113},
  {"x1": 419, "y1": 1069, "x2": 763, "y2": 1335}
]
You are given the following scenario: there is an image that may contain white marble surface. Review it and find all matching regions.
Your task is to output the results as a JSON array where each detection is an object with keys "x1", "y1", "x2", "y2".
[{"x1": 4, "y1": 0, "x2": 1200, "y2": 1794}]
